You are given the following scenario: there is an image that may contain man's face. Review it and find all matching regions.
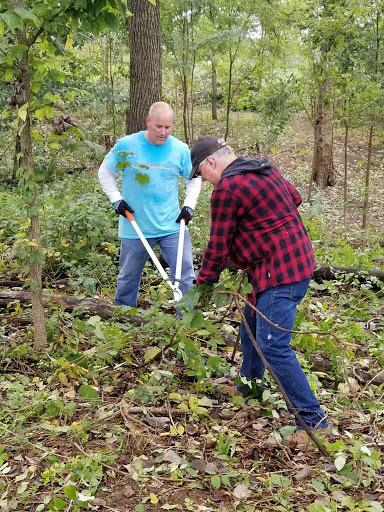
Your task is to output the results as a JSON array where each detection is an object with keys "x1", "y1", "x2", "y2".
[
  {"x1": 146, "y1": 111, "x2": 173, "y2": 145},
  {"x1": 199, "y1": 156, "x2": 221, "y2": 186}
]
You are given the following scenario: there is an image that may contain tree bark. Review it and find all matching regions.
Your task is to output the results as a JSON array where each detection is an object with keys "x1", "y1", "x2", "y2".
[
  {"x1": 312, "y1": 78, "x2": 335, "y2": 189},
  {"x1": 126, "y1": 0, "x2": 161, "y2": 135},
  {"x1": 0, "y1": 290, "x2": 144, "y2": 324},
  {"x1": 17, "y1": 35, "x2": 47, "y2": 349},
  {"x1": 224, "y1": 48, "x2": 234, "y2": 141},
  {"x1": 362, "y1": 11, "x2": 380, "y2": 230},
  {"x1": 343, "y1": 116, "x2": 349, "y2": 229},
  {"x1": 181, "y1": 69, "x2": 190, "y2": 144},
  {"x1": 362, "y1": 124, "x2": 373, "y2": 230},
  {"x1": 13, "y1": 128, "x2": 21, "y2": 183},
  {"x1": 211, "y1": 60, "x2": 218, "y2": 121}
]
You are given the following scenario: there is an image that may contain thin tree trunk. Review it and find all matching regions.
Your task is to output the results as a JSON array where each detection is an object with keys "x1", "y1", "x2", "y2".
[
  {"x1": 17, "y1": 37, "x2": 47, "y2": 349},
  {"x1": 181, "y1": 70, "x2": 190, "y2": 144},
  {"x1": 343, "y1": 119, "x2": 349, "y2": 229},
  {"x1": 225, "y1": 48, "x2": 234, "y2": 141},
  {"x1": 190, "y1": 50, "x2": 196, "y2": 142},
  {"x1": 108, "y1": 34, "x2": 116, "y2": 139},
  {"x1": 103, "y1": 37, "x2": 109, "y2": 118},
  {"x1": 180, "y1": 14, "x2": 191, "y2": 144},
  {"x1": 211, "y1": 60, "x2": 218, "y2": 121},
  {"x1": 13, "y1": 129, "x2": 21, "y2": 182},
  {"x1": 126, "y1": 0, "x2": 161, "y2": 134},
  {"x1": 362, "y1": 125, "x2": 373, "y2": 230},
  {"x1": 362, "y1": 10, "x2": 380, "y2": 230}
]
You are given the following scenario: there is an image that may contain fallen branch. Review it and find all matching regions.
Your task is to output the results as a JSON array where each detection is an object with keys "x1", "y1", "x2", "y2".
[
  {"x1": 0, "y1": 289, "x2": 143, "y2": 324},
  {"x1": 194, "y1": 251, "x2": 384, "y2": 285}
]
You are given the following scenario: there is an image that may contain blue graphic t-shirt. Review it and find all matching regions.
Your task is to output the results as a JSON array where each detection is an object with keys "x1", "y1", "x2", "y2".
[{"x1": 104, "y1": 131, "x2": 192, "y2": 239}]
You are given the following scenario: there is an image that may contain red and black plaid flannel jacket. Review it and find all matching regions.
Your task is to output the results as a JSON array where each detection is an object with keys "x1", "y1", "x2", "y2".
[{"x1": 196, "y1": 157, "x2": 316, "y2": 298}]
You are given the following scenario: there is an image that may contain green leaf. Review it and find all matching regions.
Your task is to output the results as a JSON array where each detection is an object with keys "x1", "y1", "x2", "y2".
[
  {"x1": 18, "y1": 104, "x2": 28, "y2": 122},
  {"x1": 52, "y1": 498, "x2": 67, "y2": 510},
  {"x1": 168, "y1": 392, "x2": 183, "y2": 401},
  {"x1": 181, "y1": 311, "x2": 206, "y2": 329},
  {"x1": 116, "y1": 161, "x2": 130, "y2": 169},
  {"x1": 65, "y1": 32, "x2": 75, "y2": 50},
  {"x1": 148, "y1": 0, "x2": 157, "y2": 5},
  {"x1": 135, "y1": 173, "x2": 150, "y2": 185},
  {"x1": 14, "y1": 7, "x2": 40, "y2": 26},
  {"x1": 34, "y1": 106, "x2": 55, "y2": 121},
  {"x1": 144, "y1": 346, "x2": 161, "y2": 363},
  {"x1": 311, "y1": 478, "x2": 325, "y2": 493},
  {"x1": 211, "y1": 475, "x2": 221, "y2": 489},
  {"x1": 10, "y1": 44, "x2": 28, "y2": 59},
  {"x1": 49, "y1": 69, "x2": 66, "y2": 83},
  {"x1": 0, "y1": 11, "x2": 23, "y2": 31},
  {"x1": 334, "y1": 455, "x2": 346, "y2": 471},
  {"x1": 78, "y1": 384, "x2": 99, "y2": 401},
  {"x1": 64, "y1": 485, "x2": 77, "y2": 500}
]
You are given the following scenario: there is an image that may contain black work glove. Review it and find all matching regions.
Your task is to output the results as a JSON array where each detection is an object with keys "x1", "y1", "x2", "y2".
[
  {"x1": 115, "y1": 199, "x2": 134, "y2": 216},
  {"x1": 176, "y1": 206, "x2": 193, "y2": 225}
]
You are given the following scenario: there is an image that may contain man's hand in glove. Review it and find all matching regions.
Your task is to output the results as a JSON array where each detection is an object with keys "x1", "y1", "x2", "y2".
[
  {"x1": 176, "y1": 206, "x2": 193, "y2": 225},
  {"x1": 114, "y1": 200, "x2": 134, "y2": 216}
]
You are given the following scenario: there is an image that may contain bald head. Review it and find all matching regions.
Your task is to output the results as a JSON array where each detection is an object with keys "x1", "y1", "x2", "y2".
[
  {"x1": 146, "y1": 102, "x2": 174, "y2": 145},
  {"x1": 148, "y1": 102, "x2": 174, "y2": 120}
]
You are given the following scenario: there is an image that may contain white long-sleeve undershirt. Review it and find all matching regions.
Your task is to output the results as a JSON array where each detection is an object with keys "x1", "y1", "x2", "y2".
[{"x1": 98, "y1": 161, "x2": 202, "y2": 209}]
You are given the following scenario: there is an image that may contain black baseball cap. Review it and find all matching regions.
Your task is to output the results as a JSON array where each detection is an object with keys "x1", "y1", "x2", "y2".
[{"x1": 189, "y1": 136, "x2": 227, "y2": 180}]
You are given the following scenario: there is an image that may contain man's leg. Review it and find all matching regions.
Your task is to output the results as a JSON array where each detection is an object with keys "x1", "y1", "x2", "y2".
[
  {"x1": 238, "y1": 304, "x2": 266, "y2": 395},
  {"x1": 159, "y1": 231, "x2": 195, "y2": 296},
  {"x1": 252, "y1": 279, "x2": 327, "y2": 429},
  {"x1": 116, "y1": 238, "x2": 153, "y2": 307}
]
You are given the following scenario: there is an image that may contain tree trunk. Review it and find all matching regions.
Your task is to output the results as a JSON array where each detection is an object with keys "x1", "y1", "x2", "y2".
[
  {"x1": 108, "y1": 34, "x2": 116, "y2": 139},
  {"x1": 312, "y1": 78, "x2": 335, "y2": 188},
  {"x1": 362, "y1": 125, "x2": 373, "y2": 230},
  {"x1": 17, "y1": 38, "x2": 47, "y2": 350},
  {"x1": 211, "y1": 60, "x2": 218, "y2": 121},
  {"x1": 126, "y1": 0, "x2": 161, "y2": 135},
  {"x1": 189, "y1": 51, "x2": 196, "y2": 142},
  {"x1": 13, "y1": 129, "x2": 21, "y2": 182},
  {"x1": 181, "y1": 69, "x2": 190, "y2": 144},
  {"x1": 343, "y1": 119, "x2": 348, "y2": 229},
  {"x1": 362, "y1": 11, "x2": 380, "y2": 230},
  {"x1": 224, "y1": 48, "x2": 234, "y2": 141}
]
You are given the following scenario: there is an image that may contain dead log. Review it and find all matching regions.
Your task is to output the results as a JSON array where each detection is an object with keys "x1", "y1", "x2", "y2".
[
  {"x1": 0, "y1": 279, "x2": 23, "y2": 287},
  {"x1": 0, "y1": 290, "x2": 143, "y2": 324},
  {"x1": 193, "y1": 251, "x2": 384, "y2": 284}
]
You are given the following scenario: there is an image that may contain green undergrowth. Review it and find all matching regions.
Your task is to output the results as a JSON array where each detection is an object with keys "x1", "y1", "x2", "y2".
[
  {"x1": 0, "y1": 173, "x2": 383, "y2": 297},
  {"x1": 1, "y1": 270, "x2": 383, "y2": 511},
  {"x1": 0, "y1": 127, "x2": 383, "y2": 510}
]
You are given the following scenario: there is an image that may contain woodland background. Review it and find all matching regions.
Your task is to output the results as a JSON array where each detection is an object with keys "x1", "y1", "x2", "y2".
[{"x1": 0, "y1": 1, "x2": 383, "y2": 511}]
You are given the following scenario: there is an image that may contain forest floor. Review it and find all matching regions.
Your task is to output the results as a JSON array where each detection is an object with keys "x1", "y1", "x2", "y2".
[{"x1": 0, "y1": 111, "x2": 383, "y2": 512}]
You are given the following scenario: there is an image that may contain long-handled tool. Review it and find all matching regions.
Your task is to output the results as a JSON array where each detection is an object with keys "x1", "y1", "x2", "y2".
[{"x1": 124, "y1": 211, "x2": 185, "y2": 303}]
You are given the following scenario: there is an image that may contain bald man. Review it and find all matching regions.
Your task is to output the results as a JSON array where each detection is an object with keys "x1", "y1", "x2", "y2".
[{"x1": 99, "y1": 102, "x2": 201, "y2": 307}]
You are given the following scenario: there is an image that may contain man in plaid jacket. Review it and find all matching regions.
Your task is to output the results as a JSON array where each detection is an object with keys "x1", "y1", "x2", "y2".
[{"x1": 190, "y1": 136, "x2": 328, "y2": 432}]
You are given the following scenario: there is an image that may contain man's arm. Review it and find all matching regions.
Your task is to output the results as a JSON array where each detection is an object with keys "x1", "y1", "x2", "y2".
[
  {"x1": 284, "y1": 178, "x2": 302, "y2": 207},
  {"x1": 98, "y1": 160, "x2": 123, "y2": 204},
  {"x1": 183, "y1": 176, "x2": 202, "y2": 210},
  {"x1": 197, "y1": 188, "x2": 238, "y2": 285}
]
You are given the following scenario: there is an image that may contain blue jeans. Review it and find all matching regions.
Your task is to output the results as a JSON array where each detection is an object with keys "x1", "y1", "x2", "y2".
[
  {"x1": 116, "y1": 231, "x2": 195, "y2": 307},
  {"x1": 240, "y1": 279, "x2": 328, "y2": 429}
]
